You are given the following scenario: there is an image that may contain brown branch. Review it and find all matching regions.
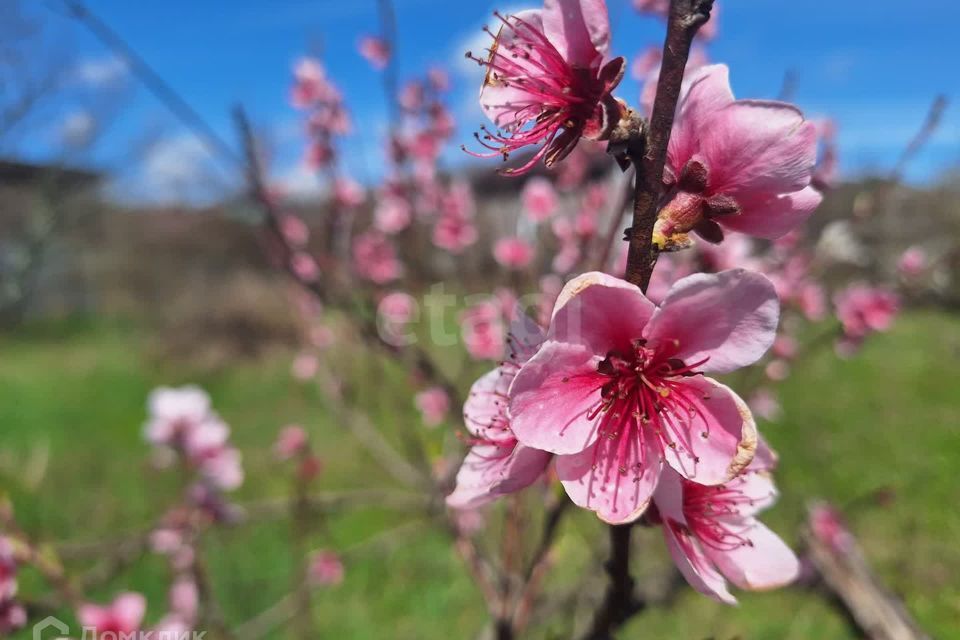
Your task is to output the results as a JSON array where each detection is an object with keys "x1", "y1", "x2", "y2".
[
  {"x1": 511, "y1": 498, "x2": 572, "y2": 634},
  {"x1": 623, "y1": 0, "x2": 715, "y2": 291},
  {"x1": 804, "y1": 505, "x2": 930, "y2": 640},
  {"x1": 579, "y1": 525, "x2": 644, "y2": 640},
  {"x1": 585, "y1": 3, "x2": 715, "y2": 638}
]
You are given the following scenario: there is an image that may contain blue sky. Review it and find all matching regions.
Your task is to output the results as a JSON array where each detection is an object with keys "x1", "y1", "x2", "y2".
[{"x1": 17, "y1": 0, "x2": 960, "y2": 202}]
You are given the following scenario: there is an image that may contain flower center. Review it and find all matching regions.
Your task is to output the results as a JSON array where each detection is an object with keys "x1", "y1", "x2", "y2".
[
  {"x1": 681, "y1": 480, "x2": 757, "y2": 551},
  {"x1": 588, "y1": 339, "x2": 708, "y2": 478}
]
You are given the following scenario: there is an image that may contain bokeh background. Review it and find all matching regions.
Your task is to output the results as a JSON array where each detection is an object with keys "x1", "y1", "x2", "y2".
[{"x1": 1, "y1": 0, "x2": 959, "y2": 638}]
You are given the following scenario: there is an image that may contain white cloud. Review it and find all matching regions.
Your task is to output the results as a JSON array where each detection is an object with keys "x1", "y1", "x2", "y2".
[
  {"x1": 59, "y1": 110, "x2": 96, "y2": 147},
  {"x1": 272, "y1": 162, "x2": 325, "y2": 200},
  {"x1": 73, "y1": 55, "x2": 128, "y2": 88}
]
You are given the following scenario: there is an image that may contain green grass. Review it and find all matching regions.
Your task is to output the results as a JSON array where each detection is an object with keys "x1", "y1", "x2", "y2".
[{"x1": 1, "y1": 311, "x2": 959, "y2": 638}]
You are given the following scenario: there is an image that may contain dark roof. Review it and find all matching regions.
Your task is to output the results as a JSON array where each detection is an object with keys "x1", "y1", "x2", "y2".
[{"x1": 0, "y1": 159, "x2": 103, "y2": 190}]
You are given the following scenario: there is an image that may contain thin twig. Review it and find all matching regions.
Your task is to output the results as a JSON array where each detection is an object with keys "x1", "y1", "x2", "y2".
[{"x1": 889, "y1": 95, "x2": 948, "y2": 182}]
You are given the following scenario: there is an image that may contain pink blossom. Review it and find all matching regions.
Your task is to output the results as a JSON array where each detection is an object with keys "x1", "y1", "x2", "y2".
[
  {"x1": 833, "y1": 284, "x2": 899, "y2": 356},
  {"x1": 522, "y1": 177, "x2": 559, "y2": 222},
  {"x1": 898, "y1": 246, "x2": 927, "y2": 278},
  {"x1": 275, "y1": 425, "x2": 309, "y2": 460},
  {"x1": 334, "y1": 177, "x2": 366, "y2": 209},
  {"x1": 309, "y1": 550, "x2": 344, "y2": 587},
  {"x1": 377, "y1": 291, "x2": 417, "y2": 346},
  {"x1": 633, "y1": 0, "x2": 719, "y2": 40},
  {"x1": 509, "y1": 270, "x2": 778, "y2": 523},
  {"x1": 290, "y1": 58, "x2": 333, "y2": 108},
  {"x1": 0, "y1": 538, "x2": 16, "y2": 601},
  {"x1": 309, "y1": 324, "x2": 334, "y2": 349},
  {"x1": 0, "y1": 599, "x2": 25, "y2": 635},
  {"x1": 461, "y1": 302, "x2": 506, "y2": 361},
  {"x1": 433, "y1": 213, "x2": 478, "y2": 253},
  {"x1": 808, "y1": 502, "x2": 855, "y2": 554},
  {"x1": 374, "y1": 196, "x2": 413, "y2": 234},
  {"x1": 280, "y1": 215, "x2": 310, "y2": 246},
  {"x1": 353, "y1": 231, "x2": 403, "y2": 284},
  {"x1": 465, "y1": 0, "x2": 626, "y2": 174},
  {"x1": 292, "y1": 352, "x2": 319, "y2": 380},
  {"x1": 415, "y1": 387, "x2": 450, "y2": 427},
  {"x1": 656, "y1": 65, "x2": 821, "y2": 247},
  {"x1": 494, "y1": 236, "x2": 535, "y2": 270},
  {"x1": 78, "y1": 592, "x2": 147, "y2": 635},
  {"x1": 144, "y1": 386, "x2": 212, "y2": 448},
  {"x1": 651, "y1": 460, "x2": 799, "y2": 604},
  {"x1": 168, "y1": 577, "x2": 198, "y2": 624},
  {"x1": 765, "y1": 360, "x2": 790, "y2": 382},
  {"x1": 448, "y1": 316, "x2": 553, "y2": 508},
  {"x1": 748, "y1": 388, "x2": 782, "y2": 422},
  {"x1": 428, "y1": 67, "x2": 450, "y2": 92},
  {"x1": 538, "y1": 274, "x2": 564, "y2": 328},
  {"x1": 550, "y1": 218, "x2": 581, "y2": 273},
  {"x1": 696, "y1": 235, "x2": 757, "y2": 273},
  {"x1": 772, "y1": 335, "x2": 798, "y2": 360},
  {"x1": 290, "y1": 252, "x2": 319, "y2": 282},
  {"x1": 358, "y1": 36, "x2": 391, "y2": 70}
]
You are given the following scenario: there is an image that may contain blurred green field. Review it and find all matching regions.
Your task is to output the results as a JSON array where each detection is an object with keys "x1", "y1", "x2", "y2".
[{"x1": 1, "y1": 311, "x2": 959, "y2": 639}]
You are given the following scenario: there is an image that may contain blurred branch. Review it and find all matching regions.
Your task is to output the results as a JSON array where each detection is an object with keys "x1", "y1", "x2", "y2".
[
  {"x1": 375, "y1": 0, "x2": 400, "y2": 128},
  {"x1": 804, "y1": 506, "x2": 930, "y2": 640},
  {"x1": 594, "y1": 167, "x2": 634, "y2": 272},
  {"x1": 889, "y1": 95, "x2": 948, "y2": 182},
  {"x1": 56, "y1": 0, "x2": 241, "y2": 174},
  {"x1": 777, "y1": 69, "x2": 798, "y2": 102},
  {"x1": 579, "y1": 525, "x2": 644, "y2": 640}
]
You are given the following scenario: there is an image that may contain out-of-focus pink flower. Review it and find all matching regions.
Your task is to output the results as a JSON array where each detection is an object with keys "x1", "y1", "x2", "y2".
[
  {"x1": 433, "y1": 213, "x2": 478, "y2": 254},
  {"x1": 168, "y1": 577, "x2": 198, "y2": 624},
  {"x1": 898, "y1": 246, "x2": 927, "y2": 278},
  {"x1": 309, "y1": 550, "x2": 344, "y2": 587},
  {"x1": 460, "y1": 302, "x2": 506, "y2": 361},
  {"x1": 200, "y1": 446, "x2": 244, "y2": 491},
  {"x1": 378, "y1": 292, "x2": 416, "y2": 345},
  {"x1": 550, "y1": 217, "x2": 581, "y2": 273},
  {"x1": 509, "y1": 270, "x2": 778, "y2": 523},
  {"x1": 305, "y1": 140, "x2": 335, "y2": 169},
  {"x1": 538, "y1": 274, "x2": 564, "y2": 328},
  {"x1": 353, "y1": 231, "x2": 403, "y2": 284},
  {"x1": 358, "y1": 36, "x2": 391, "y2": 70},
  {"x1": 374, "y1": 196, "x2": 412, "y2": 234},
  {"x1": 334, "y1": 177, "x2": 366, "y2": 209},
  {"x1": 465, "y1": 0, "x2": 626, "y2": 174},
  {"x1": 808, "y1": 502, "x2": 855, "y2": 554},
  {"x1": 448, "y1": 316, "x2": 553, "y2": 508},
  {"x1": 291, "y1": 252, "x2": 319, "y2": 282},
  {"x1": 0, "y1": 599, "x2": 25, "y2": 635},
  {"x1": 275, "y1": 425, "x2": 309, "y2": 460},
  {"x1": 452, "y1": 507, "x2": 487, "y2": 536},
  {"x1": 309, "y1": 324, "x2": 334, "y2": 349},
  {"x1": 652, "y1": 461, "x2": 798, "y2": 604},
  {"x1": 637, "y1": 45, "x2": 708, "y2": 116},
  {"x1": 656, "y1": 65, "x2": 821, "y2": 247},
  {"x1": 696, "y1": 235, "x2": 757, "y2": 273},
  {"x1": 292, "y1": 352, "x2": 319, "y2": 380},
  {"x1": 522, "y1": 177, "x2": 558, "y2": 222},
  {"x1": 772, "y1": 335, "x2": 798, "y2": 360},
  {"x1": 494, "y1": 237, "x2": 535, "y2": 270},
  {"x1": 280, "y1": 215, "x2": 310, "y2": 246},
  {"x1": 428, "y1": 67, "x2": 450, "y2": 92},
  {"x1": 415, "y1": 387, "x2": 450, "y2": 427},
  {"x1": 749, "y1": 388, "x2": 782, "y2": 422},
  {"x1": 833, "y1": 284, "x2": 899, "y2": 356},
  {"x1": 290, "y1": 58, "x2": 333, "y2": 108},
  {"x1": 765, "y1": 360, "x2": 790, "y2": 382},
  {"x1": 78, "y1": 593, "x2": 147, "y2": 635},
  {"x1": 0, "y1": 539, "x2": 16, "y2": 601},
  {"x1": 145, "y1": 386, "x2": 212, "y2": 448}
]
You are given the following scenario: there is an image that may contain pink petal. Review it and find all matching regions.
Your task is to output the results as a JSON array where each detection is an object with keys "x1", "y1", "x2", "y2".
[
  {"x1": 662, "y1": 518, "x2": 736, "y2": 604},
  {"x1": 720, "y1": 185, "x2": 822, "y2": 240},
  {"x1": 479, "y1": 10, "x2": 546, "y2": 130},
  {"x1": 701, "y1": 101, "x2": 818, "y2": 196},
  {"x1": 463, "y1": 368, "x2": 511, "y2": 438},
  {"x1": 509, "y1": 340, "x2": 604, "y2": 454},
  {"x1": 550, "y1": 271, "x2": 656, "y2": 354},
  {"x1": 556, "y1": 435, "x2": 661, "y2": 524},
  {"x1": 646, "y1": 270, "x2": 779, "y2": 374},
  {"x1": 667, "y1": 64, "x2": 734, "y2": 176},
  {"x1": 446, "y1": 444, "x2": 551, "y2": 509},
  {"x1": 704, "y1": 520, "x2": 800, "y2": 591},
  {"x1": 115, "y1": 592, "x2": 148, "y2": 631},
  {"x1": 542, "y1": 0, "x2": 611, "y2": 67},
  {"x1": 724, "y1": 470, "x2": 779, "y2": 517},
  {"x1": 660, "y1": 377, "x2": 757, "y2": 486},
  {"x1": 651, "y1": 466, "x2": 686, "y2": 523}
]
